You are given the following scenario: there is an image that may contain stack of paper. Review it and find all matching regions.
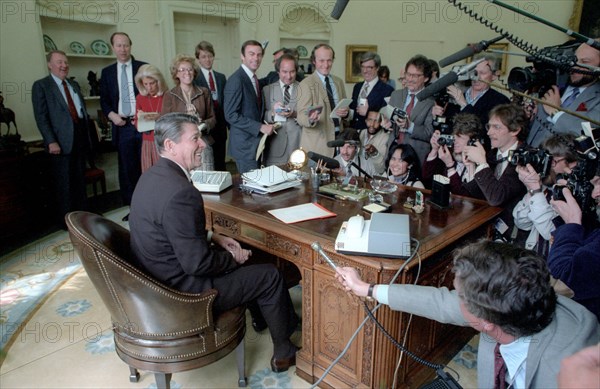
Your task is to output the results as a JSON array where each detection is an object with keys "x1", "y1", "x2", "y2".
[{"x1": 242, "y1": 165, "x2": 301, "y2": 194}]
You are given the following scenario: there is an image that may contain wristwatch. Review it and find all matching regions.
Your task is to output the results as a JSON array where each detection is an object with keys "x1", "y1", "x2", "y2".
[{"x1": 528, "y1": 188, "x2": 542, "y2": 196}]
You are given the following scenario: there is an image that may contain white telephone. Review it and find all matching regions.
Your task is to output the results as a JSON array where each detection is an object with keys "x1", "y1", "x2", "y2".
[{"x1": 346, "y1": 215, "x2": 365, "y2": 239}]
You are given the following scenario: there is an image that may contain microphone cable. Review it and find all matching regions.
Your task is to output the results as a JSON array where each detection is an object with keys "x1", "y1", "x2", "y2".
[{"x1": 309, "y1": 237, "x2": 462, "y2": 389}]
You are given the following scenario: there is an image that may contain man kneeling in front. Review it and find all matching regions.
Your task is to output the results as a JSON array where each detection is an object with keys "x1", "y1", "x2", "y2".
[
  {"x1": 129, "y1": 113, "x2": 298, "y2": 372},
  {"x1": 337, "y1": 240, "x2": 599, "y2": 388}
]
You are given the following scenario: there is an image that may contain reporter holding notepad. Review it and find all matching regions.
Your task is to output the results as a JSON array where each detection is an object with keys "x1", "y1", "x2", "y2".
[
  {"x1": 297, "y1": 43, "x2": 348, "y2": 157},
  {"x1": 134, "y1": 64, "x2": 167, "y2": 172}
]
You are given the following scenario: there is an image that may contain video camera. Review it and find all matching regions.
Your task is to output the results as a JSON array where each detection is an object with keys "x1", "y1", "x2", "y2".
[
  {"x1": 508, "y1": 146, "x2": 553, "y2": 178},
  {"x1": 507, "y1": 41, "x2": 578, "y2": 96}
]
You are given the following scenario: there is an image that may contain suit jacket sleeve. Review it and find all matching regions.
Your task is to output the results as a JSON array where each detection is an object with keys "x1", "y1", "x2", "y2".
[
  {"x1": 223, "y1": 71, "x2": 262, "y2": 135},
  {"x1": 100, "y1": 66, "x2": 115, "y2": 116},
  {"x1": 201, "y1": 89, "x2": 217, "y2": 130},
  {"x1": 387, "y1": 285, "x2": 468, "y2": 326},
  {"x1": 296, "y1": 78, "x2": 317, "y2": 128},
  {"x1": 32, "y1": 79, "x2": 58, "y2": 145},
  {"x1": 465, "y1": 164, "x2": 524, "y2": 207},
  {"x1": 548, "y1": 224, "x2": 600, "y2": 301},
  {"x1": 163, "y1": 185, "x2": 238, "y2": 277}
]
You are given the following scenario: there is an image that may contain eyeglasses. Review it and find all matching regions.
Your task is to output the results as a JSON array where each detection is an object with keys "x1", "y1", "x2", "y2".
[
  {"x1": 361, "y1": 65, "x2": 376, "y2": 70},
  {"x1": 177, "y1": 68, "x2": 194, "y2": 73},
  {"x1": 405, "y1": 72, "x2": 424, "y2": 79},
  {"x1": 551, "y1": 157, "x2": 566, "y2": 165},
  {"x1": 485, "y1": 123, "x2": 505, "y2": 131}
]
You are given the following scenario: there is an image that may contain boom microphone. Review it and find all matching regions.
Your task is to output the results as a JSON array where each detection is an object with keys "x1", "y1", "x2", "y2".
[
  {"x1": 308, "y1": 151, "x2": 340, "y2": 169},
  {"x1": 330, "y1": 0, "x2": 350, "y2": 20},
  {"x1": 327, "y1": 139, "x2": 346, "y2": 148},
  {"x1": 416, "y1": 59, "x2": 484, "y2": 101},
  {"x1": 438, "y1": 36, "x2": 504, "y2": 68}
]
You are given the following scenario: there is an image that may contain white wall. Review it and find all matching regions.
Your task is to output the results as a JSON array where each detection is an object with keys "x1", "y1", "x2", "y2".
[{"x1": 0, "y1": 0, "x2": 578, "y2": 143}]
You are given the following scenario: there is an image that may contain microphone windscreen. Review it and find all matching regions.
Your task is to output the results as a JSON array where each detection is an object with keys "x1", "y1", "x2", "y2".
[
  {"x1": 416, "y1": 72, "x2": 459, "y2": 101},
  {"x1": 326, "y1": 139, "x2": 346, "y2": 148},
  {"x1": 308, "y1": 151, "x2": 340, "y2": 169},
  {"x1": 439, "y1": 45, "x2": 476, "y2": 68},
  {"x1": 330, "y1": 0, "x2": 350, "y2": 20}
]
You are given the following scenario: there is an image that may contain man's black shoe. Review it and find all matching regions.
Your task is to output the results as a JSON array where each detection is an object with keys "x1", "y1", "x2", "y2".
[
  {"x1": 252, "y1": 316, "x2": 268, "y2": 332},
  {"x1": 122, "y1": 213, "x2": 129, "y2": 222}
]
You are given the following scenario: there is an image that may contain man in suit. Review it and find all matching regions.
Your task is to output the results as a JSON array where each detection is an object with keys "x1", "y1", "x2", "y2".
[
  {"x1": 262, "y1": 53, "x2": 302, "y2": 166},
  {"x1": 386, "y1": 55, "x2": 435, "y2": 164},
  {"x1": 100, "y1": 32, "x2": 146, "y2": 220},
  {"x1": 440, "y1": 56, "x2": 510, "y2": 131},
  {"x1": 528, "y1": 41, "x2": 600, "y2": 147},
  {"x1": 194, "y1": 41, "x2": 228, "y2": 171},
  {"x1": 32, "y1": 50, "x2": 90, "y2": 226},
  {"x1": 337, "y1": 239, "x2": 599, "y2": 389},
  {"x1": 462, "y1": 104, "x2": 527, "y2": 240},
  {"x1": 224, "y1": 40, "x2": 275, "y2": 174},
  {"x1": 296, "y1": 43, "x2": 349, "y2": 157},
  {"x1": 129, "y1": 113, "x2": 299, "y2": 372},
  {"x1": 349, "y1": 52, "x2": 394, "y2": 131}
]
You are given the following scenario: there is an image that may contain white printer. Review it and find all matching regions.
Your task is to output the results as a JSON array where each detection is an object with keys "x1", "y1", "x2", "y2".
[{"x1": 335, "y1": 213, "x2": 411, "y2": 258}]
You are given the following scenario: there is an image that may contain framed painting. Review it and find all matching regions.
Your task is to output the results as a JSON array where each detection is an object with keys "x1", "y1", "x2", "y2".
[
  {"x1": 569, "y1": 0, "x2": 600, "y2": 38},
  {"x1": 345, "y1": 45, "x2": 377, "y2": 83}
]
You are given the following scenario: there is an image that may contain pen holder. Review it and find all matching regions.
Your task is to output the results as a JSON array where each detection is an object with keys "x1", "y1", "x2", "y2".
[{"x1": 430, "y1": 180, "x2": 450, "y2": 208}]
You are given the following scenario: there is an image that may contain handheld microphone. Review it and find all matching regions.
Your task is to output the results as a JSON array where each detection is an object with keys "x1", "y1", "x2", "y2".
[
  {"x1": 311, "y1": 242, "x2": 338, "y2": 270},
  {"x1": 416, "y1": 72, "x2": 459, "y2": 101},
  {"x1": 330, "y1": 0, "x2": 350, "y2": 20},
  {"x1": 308, "y1": 151, "x2": 340, "y2": 169},
  {"x1": 438, "y1": 36, "x2": 503, "y2": 68},
  {"x1": 327, "y1": 139, "x2": 361, "y2": 148},
  {"x1": 326, "y1": 139, "x2": 346, "y2": 148}
]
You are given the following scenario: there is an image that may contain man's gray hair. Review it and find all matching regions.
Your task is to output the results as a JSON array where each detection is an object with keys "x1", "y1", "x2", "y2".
[
  {"x1": 360, "y1": 51, "x2": 381, "y2": 68},
  {"x1": 154, "y1": 113, "x2": 200, "y2": 153}
]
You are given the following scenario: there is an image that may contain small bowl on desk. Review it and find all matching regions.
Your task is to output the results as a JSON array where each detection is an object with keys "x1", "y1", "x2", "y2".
[{"x1": 371, "y1": 179, "x2": 397, "y2": 194}]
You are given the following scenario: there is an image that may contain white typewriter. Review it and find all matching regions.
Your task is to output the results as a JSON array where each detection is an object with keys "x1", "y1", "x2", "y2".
[{"x1": 191, "y1": 171, "x2": 232, "y2": 193}]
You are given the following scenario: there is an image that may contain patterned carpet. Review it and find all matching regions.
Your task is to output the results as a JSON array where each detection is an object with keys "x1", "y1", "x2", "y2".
[{"x1": 0, "y1": 207, "x2": 478, "y2": 388}]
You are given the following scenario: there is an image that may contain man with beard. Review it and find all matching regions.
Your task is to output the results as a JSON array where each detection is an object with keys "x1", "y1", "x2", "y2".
[
  {"x1": 422, "y1": 113, "x2": 484, "y2": 195},
  {"x1": 359, "y1": 109, "x2": 391, "y2": 175},
  {"x1": 332, "y1": 129, "x2": 378, "y2": 178},
  {"x1": 527, "y1": 41, "x2": 600, "y2": 147}
]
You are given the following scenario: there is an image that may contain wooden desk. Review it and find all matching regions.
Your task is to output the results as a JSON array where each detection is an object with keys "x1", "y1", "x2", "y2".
[{"x1": 203, "y1": 178, "x2": 501, "y2": 388}]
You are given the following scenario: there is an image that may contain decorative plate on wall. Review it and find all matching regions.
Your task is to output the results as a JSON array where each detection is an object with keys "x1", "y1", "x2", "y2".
[
  {"x1": 90, "y1": 40, "x2": 110, "y2": 56},
  {"x1": 43, "y1": 34, "x2": 57, "y2": 52},
  {"x1": 297, "y1": 45, "x2": 308, "y2": 58},
  {"x1": 69, "y1": 41, "x2": 85, "y2": 54}
]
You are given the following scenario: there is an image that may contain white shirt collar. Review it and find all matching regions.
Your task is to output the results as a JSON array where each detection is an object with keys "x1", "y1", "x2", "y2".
[
  {"x1": 241, "y1": 64, "x2": 256, "y2": 80},
  {"x1": 162, "y1": 156, "x2": 191, "y2": 182},
  {"x1": 499, "y1": 337, "x2": 531, "y2": 388}
]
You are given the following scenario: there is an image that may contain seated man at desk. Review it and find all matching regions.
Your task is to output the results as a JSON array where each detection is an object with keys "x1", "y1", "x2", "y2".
[
  {"x1": 336, "y1": 240, "x2": 599, "y2": 388},
  {"x1": 129, "y1": 113, "x2": 299, "y2": 373}
]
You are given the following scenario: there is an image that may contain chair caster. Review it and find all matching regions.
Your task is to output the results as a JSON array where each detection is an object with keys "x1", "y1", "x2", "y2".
[{"x1": 238, "y1": 377, "x2": 247, "y2": 387}]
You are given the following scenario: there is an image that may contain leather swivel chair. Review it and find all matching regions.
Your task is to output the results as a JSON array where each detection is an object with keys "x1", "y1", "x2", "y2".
[{"x1": 65, "y1": 211, "x2": 247, "y2": 389}]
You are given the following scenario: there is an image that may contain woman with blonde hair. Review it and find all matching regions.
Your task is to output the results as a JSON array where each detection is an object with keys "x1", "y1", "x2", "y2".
[
  {"x1": 161, "y1": 54, "x2": 216, "y2": 170},
  {"x1": 134, "y1": 64, "x2": 168, "y2": 172}
]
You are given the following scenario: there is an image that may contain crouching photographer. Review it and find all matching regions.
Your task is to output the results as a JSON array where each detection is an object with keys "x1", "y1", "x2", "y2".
[
  {"x1": 422, "y1": 112, "x2": 484, "y2": 196},
  {"x1": 512, "y1": 134, "x2": 577, "y2": 256},
  {"x1": 548, "y1": 165, "x2": 600, "y2": 320}
]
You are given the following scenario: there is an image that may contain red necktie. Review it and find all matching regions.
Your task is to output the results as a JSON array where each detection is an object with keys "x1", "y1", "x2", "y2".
[
  {"x1": 62, "y1": 80, "x2": 79, "y2": 123},
  {"x1": 406, "y1": 93, "x2": 415, "y2": 117},
  {"x1": 253, "y1": 74, "x2": 261, "y2": 107},
  {"x1": 494, "y1": 343, "x2": 507, "y2": 389},
  {"x1": 208, "y1": 71, "x2": 218, "y2": 108}
]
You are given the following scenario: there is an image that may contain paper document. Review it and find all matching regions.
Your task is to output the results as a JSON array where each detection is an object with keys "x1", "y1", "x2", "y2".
[
  {"x1": 136, "y1": 112, "x2": 157, "y2": 133},
  {"x1": 242, "y1": 165, "x2": 295, "y2": 187},
  {"x1": 330, "y1": 98, "x2": 353, "y2": 118},
  {"x1": 268, "y1": 202, "x2": 336, "y2": 224}
]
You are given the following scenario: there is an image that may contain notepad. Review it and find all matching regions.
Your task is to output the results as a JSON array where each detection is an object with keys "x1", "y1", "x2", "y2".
[{"x1": 268, "y1": 202, "x2": 336, "y2": 224}]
